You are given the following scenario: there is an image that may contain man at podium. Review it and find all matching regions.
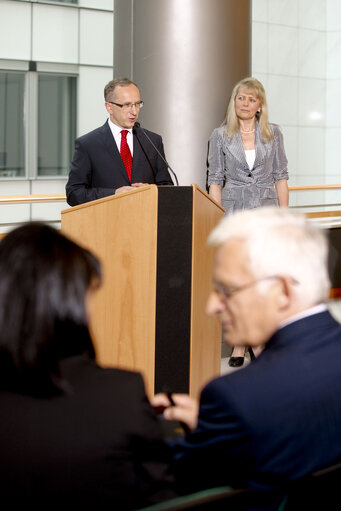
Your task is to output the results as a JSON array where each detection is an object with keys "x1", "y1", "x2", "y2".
[{"x1": 66, "y1": 78, "x2": 173, "y2": 206}]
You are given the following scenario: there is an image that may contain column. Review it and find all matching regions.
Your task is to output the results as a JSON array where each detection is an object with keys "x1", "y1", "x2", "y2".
[{"x1": 114, "y1": 0, "x2": 250, "y2": 188}]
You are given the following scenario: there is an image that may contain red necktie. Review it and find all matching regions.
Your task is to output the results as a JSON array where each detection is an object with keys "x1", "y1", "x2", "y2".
[{"x1": 120, "y1": 130, "x2": 132, "y2": 181}]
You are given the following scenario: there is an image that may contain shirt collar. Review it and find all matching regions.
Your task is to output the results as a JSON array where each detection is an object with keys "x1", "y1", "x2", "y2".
[
  {"x1": 108, "y1": 118, "x2": 133, "y2": 136},
  {"x1": 279, "y1": 303, "x2": 328, "y2": 329}
]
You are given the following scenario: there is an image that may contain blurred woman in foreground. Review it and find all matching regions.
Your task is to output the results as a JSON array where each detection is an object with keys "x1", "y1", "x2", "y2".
[{"x1": 0, "y1": 222, "x2": 175, "y2": 508}]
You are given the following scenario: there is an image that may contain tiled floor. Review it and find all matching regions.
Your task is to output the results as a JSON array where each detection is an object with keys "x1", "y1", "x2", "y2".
[{"x1": 220, "y1": 299, "x2": 341, "y2": 376}]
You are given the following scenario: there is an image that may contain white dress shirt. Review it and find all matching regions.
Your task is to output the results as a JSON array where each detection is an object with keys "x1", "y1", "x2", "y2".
[{"x1": 108, "y1": 119, "x2": 134, "y2": 156}]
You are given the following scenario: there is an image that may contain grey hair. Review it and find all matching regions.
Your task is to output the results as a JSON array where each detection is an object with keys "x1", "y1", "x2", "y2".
[{"x1": 208, "y1": 207, "x2": 330, "y2": 306}]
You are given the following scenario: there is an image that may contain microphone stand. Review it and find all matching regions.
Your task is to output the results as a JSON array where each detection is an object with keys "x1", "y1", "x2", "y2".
[{"x1": 134, "y1": 122, "x2": 179, "y2": 186}]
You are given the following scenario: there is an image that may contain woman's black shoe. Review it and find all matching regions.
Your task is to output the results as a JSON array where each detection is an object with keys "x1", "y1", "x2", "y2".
[
  {"x1": 228, "y1": 356, "x2": 244, "y2": 367},
  {"x1": 248, "y1": 347, "x2": 256, "y2": 360}
]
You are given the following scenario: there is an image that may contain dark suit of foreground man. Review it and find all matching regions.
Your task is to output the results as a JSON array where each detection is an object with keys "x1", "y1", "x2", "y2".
[
  {"x1": 0, "y1": 223, "x2": 176, "y2": 508},
  {"x1": 152, "y1": 207, "x2": 341, "y2": 508},
  {"x1": 66, "y1": 78, "x2": 173, "y2": 206}
]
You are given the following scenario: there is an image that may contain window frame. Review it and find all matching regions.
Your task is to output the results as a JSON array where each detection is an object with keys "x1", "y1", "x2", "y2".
[{"x1": 0, "y1": 60, "x2": 78, "y2": 181}]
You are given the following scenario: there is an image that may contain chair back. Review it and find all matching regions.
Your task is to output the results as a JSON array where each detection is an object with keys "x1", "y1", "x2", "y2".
[
  {"x1": 136, "y1": 486, "x2": 256, "y2": 510},
  {"x1": 281, "y1": 460, "x2": 341, "y2": 510}
]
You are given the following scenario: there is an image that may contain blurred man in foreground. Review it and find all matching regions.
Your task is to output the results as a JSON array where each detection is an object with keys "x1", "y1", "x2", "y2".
[{"x1": 152, "y1": 207, "x2": 341, "y2": 507}]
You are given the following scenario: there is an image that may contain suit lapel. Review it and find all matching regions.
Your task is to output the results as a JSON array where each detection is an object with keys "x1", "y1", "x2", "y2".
[
  {"x1": 131, "y1": 133, "x2": 141, "y2": 179},
  {"x1": 131, "y1": 131, "x2": 155, "y2": 181},
  {"x1": 101, "y1": 121, "x2": 130, "y2": 183}
]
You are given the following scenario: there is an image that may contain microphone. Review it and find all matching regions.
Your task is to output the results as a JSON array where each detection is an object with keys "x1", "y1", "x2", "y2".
[{"x1": 134, "y1": 122, "x2": 179, "y2": 186}]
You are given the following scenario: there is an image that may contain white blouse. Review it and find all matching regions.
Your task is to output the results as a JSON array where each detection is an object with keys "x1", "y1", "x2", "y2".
[{"x1": 245, "y1": 149, "x2": 255, "y2": 170}]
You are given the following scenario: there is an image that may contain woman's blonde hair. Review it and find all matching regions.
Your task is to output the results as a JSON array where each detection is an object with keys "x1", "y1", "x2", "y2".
[{"x1": 222, "y1": 77, "x2": 273, "y2": 142}]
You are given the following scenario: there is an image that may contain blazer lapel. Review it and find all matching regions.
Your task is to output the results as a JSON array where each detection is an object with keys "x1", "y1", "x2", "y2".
[
  {"x1": 227, "y1": 122, "x2": 267, "y2": 170},
  {"x1": 253, "y1": 123, "x2": 267, "y2": 169},
  {"x1": 227, "y1": 131, "x2": 248, "y2": 167}
]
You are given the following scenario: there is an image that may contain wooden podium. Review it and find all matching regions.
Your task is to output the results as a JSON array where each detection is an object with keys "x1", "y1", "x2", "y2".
[{"x1": 61, "y1": 185, "x2": 224, "y2": 397}]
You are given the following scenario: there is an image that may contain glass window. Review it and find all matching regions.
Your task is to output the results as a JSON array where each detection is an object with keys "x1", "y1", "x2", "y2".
[
  {"x1": 37, "y1": 75, "x2": 76, "y2": 177},
  {"x1": 0, "y1": 72, "x2": 25, "y2": 178}
]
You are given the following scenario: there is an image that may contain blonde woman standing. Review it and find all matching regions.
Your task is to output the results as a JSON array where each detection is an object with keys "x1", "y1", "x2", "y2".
[{"x1": 207, "y1": 77, "x2": 289, "y2": 367}]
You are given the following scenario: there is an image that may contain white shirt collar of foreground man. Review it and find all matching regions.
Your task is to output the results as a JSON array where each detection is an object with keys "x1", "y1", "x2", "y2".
[{"x1": 279, "y1": 303, "x2": 327, "y2": 330}]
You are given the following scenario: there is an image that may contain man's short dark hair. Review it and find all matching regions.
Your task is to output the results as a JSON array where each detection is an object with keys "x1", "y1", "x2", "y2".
[{"x1": 104, "y1": 78, "x2": 139, "y2": 101}]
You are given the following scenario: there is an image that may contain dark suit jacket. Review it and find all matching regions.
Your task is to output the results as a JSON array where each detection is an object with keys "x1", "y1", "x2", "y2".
[
  {"x1": 0, "y1": 355, "x2": 176, "y2": 508},
  {"x1": 66, "y1": 121, "x2": 173, "y2": 206},
  {"x1": 172, "y1": 311, "x2": 341, "y2": 503}
]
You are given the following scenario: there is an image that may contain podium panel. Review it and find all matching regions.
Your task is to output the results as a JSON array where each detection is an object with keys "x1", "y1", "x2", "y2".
[{"x1": 61, "y1": 185, "x2": 224, "y2": 397}]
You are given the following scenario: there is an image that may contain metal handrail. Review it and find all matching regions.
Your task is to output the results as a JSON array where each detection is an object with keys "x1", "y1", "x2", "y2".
[
  {"x1": 0, "y1": 194, "x2": 67, "y2": 204},
  {"x1": 0, "y1": 184, "x2": 341, "y2": 204},
  {"x1": 289, "y1": 185, "x2": 341, "y2": 191},
  {"x1": 0, "y1": 184, "x2": 339, "y2": 205}
]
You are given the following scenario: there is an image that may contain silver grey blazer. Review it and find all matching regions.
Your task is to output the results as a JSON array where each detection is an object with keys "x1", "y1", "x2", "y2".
[{"x1": 207, "y1": 122, "x2": 288, "y2": 214}]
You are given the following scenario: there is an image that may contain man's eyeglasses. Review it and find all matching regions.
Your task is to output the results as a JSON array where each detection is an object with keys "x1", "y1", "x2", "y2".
[
  {"x1": 215, "y1": 275, "x2": 299, "y2": 300},
  {"x1": 107, "y1": 101, "x2": 144, "y2": 111}
]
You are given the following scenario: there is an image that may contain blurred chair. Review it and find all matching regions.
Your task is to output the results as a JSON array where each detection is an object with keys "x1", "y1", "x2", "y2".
[
  {"x1": 135, "y1": 485, "x2": 279, "y2": 511},
  {"x1": 136, "y1": 459, "x2": 341, "y2": 511},
  {"x1": 279, "y1": 460, "x2": 341, "y2": 510}
]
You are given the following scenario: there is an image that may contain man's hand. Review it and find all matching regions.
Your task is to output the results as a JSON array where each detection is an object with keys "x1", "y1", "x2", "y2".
[
  {"x1": 115, "y1": 183, "x2": 149, "y2": 195},
  {"x1": 131, "y1": 182, "x2": 148, "y2": 188},
  {"x1": 150, "y1": 393, "x2": 199, "y2": 432}
]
